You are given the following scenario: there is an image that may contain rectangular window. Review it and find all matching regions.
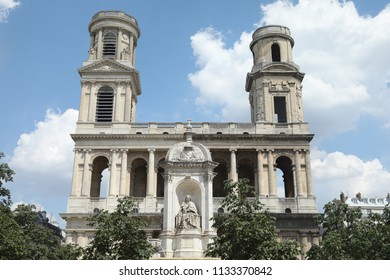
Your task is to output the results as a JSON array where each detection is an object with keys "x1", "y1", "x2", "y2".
[{"x1": 274, "y1": 96, "x2": 287, "y2": 123}]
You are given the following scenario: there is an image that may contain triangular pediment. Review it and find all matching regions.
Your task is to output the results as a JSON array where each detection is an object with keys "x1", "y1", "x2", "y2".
[{"x1": 78, "y1": 59, "x2": 136, "y2": 74}]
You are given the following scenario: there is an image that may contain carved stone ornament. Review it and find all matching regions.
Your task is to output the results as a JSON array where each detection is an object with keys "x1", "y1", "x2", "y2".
[{"x1": 169, "y1": 143, "x2": 205, "y2": 162}]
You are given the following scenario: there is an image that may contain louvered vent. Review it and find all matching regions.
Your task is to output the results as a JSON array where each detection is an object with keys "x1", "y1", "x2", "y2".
[
  {"x1": 96, "y1": 86, "x2": 114, "y2": 122},
  {"x1": 103, "y1": 32, "x2": 117, "y2": 57}
]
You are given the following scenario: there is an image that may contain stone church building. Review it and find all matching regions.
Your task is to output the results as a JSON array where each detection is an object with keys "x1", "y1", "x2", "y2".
[{"x1": 61, "y1": 10, "x2": 320, "y2": 258}]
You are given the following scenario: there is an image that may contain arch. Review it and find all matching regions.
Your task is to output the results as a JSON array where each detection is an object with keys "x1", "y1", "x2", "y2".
[
  {"x1": 103, "y1": 31, "x2": 117, "y2": 57},
  {"x1": 212, "y1": 158, "x2": 228, "y2": 197},
  {"x1": 90, "y1": 156, "x2": 109, "y2": 198},
  {"x1": 157, "y1": 159, "x2": 165, "y2": 197},
  {"x1": 238, "y1": 158, "x2": 255, "y2": 196},
  {"x1": 175, "y1": 179, "x2": 202, "y2": 216},
  {"x1": 130, "y1": 158, "x2": 147, "y2": 197},
  {"x1": 276, "y1": 156, "x2": 294, "y2": 198},
  {"x1": 96, "y1": 86, "x2": 114, "y2": 122},
  {"x1": 271, "y1": 43, "x2": 281, "y2": 62}
]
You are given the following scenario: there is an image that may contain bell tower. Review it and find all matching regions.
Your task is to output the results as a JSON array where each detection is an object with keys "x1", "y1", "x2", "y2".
[
  {"x1": 76, "y1": 11, "x2": 141, "y2": 133},
  {"x1": 246, "y1": 25, "x2": 305, "y2": 127}
]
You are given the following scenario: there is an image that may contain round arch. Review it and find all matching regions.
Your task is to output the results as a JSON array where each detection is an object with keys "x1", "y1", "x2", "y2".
[
  {"x1": 276, "y1": 156, "x2": 294, "y2": 198},
  {"x1": 90, "y1": 155, "x2": 109, "y2": 198}
]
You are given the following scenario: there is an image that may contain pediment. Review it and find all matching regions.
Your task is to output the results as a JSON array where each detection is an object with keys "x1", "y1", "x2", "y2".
[{"x1": 78, "y1": 60, "x2": 135, "y2": 74}]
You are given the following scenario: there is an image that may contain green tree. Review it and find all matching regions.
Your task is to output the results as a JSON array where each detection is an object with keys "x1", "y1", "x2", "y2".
[
  {"x1": 83, "y1": 196, "x2": 156, "y2": 260},
  {"x1": 307, "y1": 199, "x2": 390, "y2": 260},
  {"x1": 0, "y1": 152, "x2": 15, "y2": 209},
  {"x1": 205, "y1": 179, "x2": 302, "y2": 260},
  {"x1": 13, "y1": 204, "x2": 82, "y2": 259},
  {"x1": 0, "y1": 152, "x2": 81, "y2": 259}
]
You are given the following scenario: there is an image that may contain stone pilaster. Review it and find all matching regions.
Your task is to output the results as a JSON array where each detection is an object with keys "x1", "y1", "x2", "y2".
[{"x1": 81, "y1": 149, "x2": 91, "y2": 196}]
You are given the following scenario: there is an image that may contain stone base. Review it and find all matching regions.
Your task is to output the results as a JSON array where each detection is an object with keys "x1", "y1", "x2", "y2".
[{"x1": 160, "y1": 229, "x2": 207, "y2": 259}]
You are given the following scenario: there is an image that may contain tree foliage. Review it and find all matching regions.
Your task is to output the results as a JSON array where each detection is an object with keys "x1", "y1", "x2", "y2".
[
  {"x1": 0, "y1": 152, "x2": 15, "y2": 209},
  {"x1": 83, "y1": 196, "x2": 156, "y2": 260},
  {"x1": 0, "y1": 152, "x2": 81, "y2": 259},
  {"x1": 307, "y1": 199, "x2": 390, "y2": 260},
  {"x1": 205, "y1": 179, "x2": 302, "y2": 260}
]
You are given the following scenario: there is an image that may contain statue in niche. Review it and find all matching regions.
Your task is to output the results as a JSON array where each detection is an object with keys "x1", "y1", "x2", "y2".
[{"x1": 176, "y1": 195, "x2": 200, "y2": 229}]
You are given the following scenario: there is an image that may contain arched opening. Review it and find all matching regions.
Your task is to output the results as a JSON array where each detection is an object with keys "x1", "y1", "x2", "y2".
[
  {"x1": 271, "y1": 43, "x2": 281, "y2": 62},
  {"x1": 103, "y1": 32, "x2": 117, "y2": 57},
  {"x1": 276, "y1": 156, "x2": 294, "y2": 198},
  {"x1": 213, "y1": 158, "x2": 228, "y2": 197},
  {"x1": 238, "y1": 158, "x2": 255, "y2": 196},
  {"x1": 131, "y1": 158, "x2": 147, "y2": 197},
  {"x1": 90, "y1": 156, "x2": 109, "y2": 198},
  {"x1": 96, "y1": 86, "x2": 114, "y2": 122},
  {"x1": 157, "y1": 159, "x2": 165, "y2": 198}
]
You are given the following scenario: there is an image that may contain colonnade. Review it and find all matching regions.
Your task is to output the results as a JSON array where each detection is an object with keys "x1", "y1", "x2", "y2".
[{"x1": 70, "y1": 148, "x2": 314, "y2": 199}]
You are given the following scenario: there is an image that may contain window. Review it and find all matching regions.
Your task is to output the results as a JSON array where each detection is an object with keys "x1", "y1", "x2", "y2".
[
  {"x1": 274, "y1": 96, "x2": 287, "y2": 123},
  {"x1": 271, "y1": 43, "x2": 281, "y2": 62},
  {"x1": 96, "y1": 86, "x2": 114, "y2": 122},
  {"x1": 103, "y1": 32, "x2": 117, "y2": 57}
]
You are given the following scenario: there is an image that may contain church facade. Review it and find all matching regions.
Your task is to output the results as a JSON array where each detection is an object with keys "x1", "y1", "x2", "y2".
[{"x1": 61, "y1": 10, "x2": 320, "y2": 258}]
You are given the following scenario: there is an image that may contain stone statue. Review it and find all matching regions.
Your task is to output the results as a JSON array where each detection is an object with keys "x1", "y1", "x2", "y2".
[
  {"x1": 176, "y1": 195, "x2": 200, "y2": 229},
  {"x1": 121, "y1": 46, "x2": 130, "y2": 60},
  {"x1": 88, "y1": 47, "x2": 96, "y2": 60}
]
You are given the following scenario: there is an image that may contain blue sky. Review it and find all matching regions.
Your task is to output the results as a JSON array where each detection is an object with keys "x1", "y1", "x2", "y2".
[{"x1": 1, "y1": 0, "x2": 390, "y2": 227}]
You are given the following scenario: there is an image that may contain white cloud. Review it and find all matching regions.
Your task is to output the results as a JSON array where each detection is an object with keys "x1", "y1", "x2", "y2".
[
  {"x1": 10, "y1": 109, "x2": 77, "y2": 174},
  {"x1": 9, "y1": 109, "x2": 78, "y2": 227},
  {"x1": 188, "y1": 28, "x2": 253, "y2": 121},
  {"x1": 0, "y1": 0, "x2": 20, "y2": 22},
  {"x1": 188, "y1": 0, "x2": 390, "y2": 139},
  {"x1": 311, "y1": 148, "x2": 390, "y2": 211}
]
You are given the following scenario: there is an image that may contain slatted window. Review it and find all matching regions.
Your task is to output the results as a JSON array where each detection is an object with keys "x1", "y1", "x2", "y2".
[
  {"x1": 103, "y1": 32, "x2": 117, "y2": 57},
  {"x1": 96, "y1": 86, "x2": 114, "y2": 122}
]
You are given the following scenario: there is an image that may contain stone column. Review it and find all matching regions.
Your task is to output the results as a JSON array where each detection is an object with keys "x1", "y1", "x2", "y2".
[
  {"x1": 129, "y1": 35, "x2": 134, "y2": 66},
  {"x1": 301, "y1": 233, "x2": 310, "y2": 253},
  {"x1": 147, "y1": 149, "x2": 156, "y2": 197},
  {"x1": 124, "y1": 82, "x2": 131, "y2": 122},
  {"x1": 81, "y1": 149, "x2": 91, "y2": 196},
  {"x1": 257, "y1": 149, "x2": 266, "y2": 197},
  {"x1": 97, "y1": 29, "x2": 103, "y2": 59},
  {"x1": 119, "y1": 149, "x2": 128, "y2": 196},
  {"x1": 88, "y1": 82, "x2": 97, "y2": 122},
  {"x1": 117, "y1": 29, "x2": 122, "y2": 60},
  {"x1": 131, "y1": 97, "x2": 136, "y2": 123},
  {"x1": 70, "y1": 149, "x2": 80, "y2": 197},
  {"x1": 295, "y1": 149, "x2": 303, "y2": 197},
  {"x1": 79, "y1": 82, "x2": 87, "y2": 122},
  {"x1": 114, "y1": 82, "x2": 122, "y2": 122},
  {"x1": 305, "y1": 149, "x2": 314, "y2": 197},
  {"x1": 229, "y1": 149, "x2": 238, "y2": 182},
  {"x1": 267, "y1": 149, "x2": 277, "y2": 197},
  {"x1": 109, "y1": 150, "x2": 118, "y2": 196}
]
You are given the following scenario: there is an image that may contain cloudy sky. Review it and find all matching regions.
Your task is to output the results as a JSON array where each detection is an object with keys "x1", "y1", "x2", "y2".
[{"x1": 1, "y1": 0, "x2": 390, "y2": 227}]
